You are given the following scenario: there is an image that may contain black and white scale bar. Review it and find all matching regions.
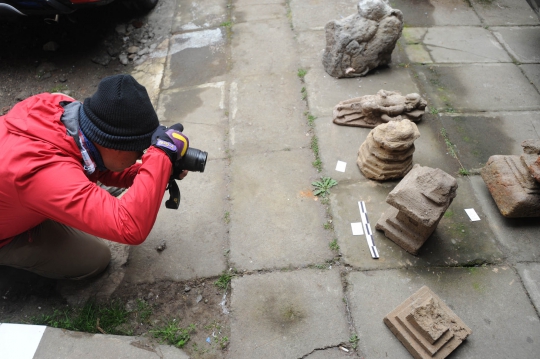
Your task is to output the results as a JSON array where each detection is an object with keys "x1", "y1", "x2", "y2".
[{"x1": 358, "y1": 201, "x2": 379, "y2": 259}]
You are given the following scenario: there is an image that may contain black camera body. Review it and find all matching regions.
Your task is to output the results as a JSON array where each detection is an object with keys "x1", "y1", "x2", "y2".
[{"x1": 165, "y1": 137, "x2": 208, "y2": 210}]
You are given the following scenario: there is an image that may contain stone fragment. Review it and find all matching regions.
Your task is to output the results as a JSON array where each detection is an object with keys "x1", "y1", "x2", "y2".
[
  {"x1": 323, "y1": 0, "x2": 404, "y2": 78},
  {"x1": 357, "y1": 119, "x2": 420, "y2": 180},
  {"x1": 127, "y1": 46, "x2": 140, "y2": 54},
  {"x1": 384, "y1": 286, "x2": 472, "y2": 359},
  {"x1": 481, "y1": 155, "x2": 540, "y2": 218},
  {"x1": 520, "y1": 139, "x2": 540, "y2": 182},
  {"x1": 333, "y1": 90, "x2": 427, "y2": 128},
  {"x1": 119, "y1": 53, "x2": 129, "y2": 65},
  {"x1": 375, "y1": 165, "x2": 457, "y2": 255},
  {"x1": 91, "y1": 52, "x2": 111, "y2": 66}
]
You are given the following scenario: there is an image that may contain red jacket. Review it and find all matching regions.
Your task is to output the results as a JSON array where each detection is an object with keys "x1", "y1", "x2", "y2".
[{"x1": 0, "y1": 93, "x2": 171, "y2": 247}]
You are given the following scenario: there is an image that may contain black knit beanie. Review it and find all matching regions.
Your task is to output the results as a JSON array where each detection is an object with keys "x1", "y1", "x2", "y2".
[{"x1": 81, "y1": 74, "x2": 159, "y2": 151}]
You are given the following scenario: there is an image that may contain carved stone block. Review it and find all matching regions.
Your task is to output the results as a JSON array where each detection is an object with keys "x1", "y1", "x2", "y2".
[
  {"x1": 323, "y1": 0, "x2": 403, "y2": 78},
  {"x1": 481, "y1": 155, "x2": 540, "y2": 218},
  {"x1": 375, "y1": 165, "x2": 457, "y2": 255},
  {"x1": 333, "y1": 90, "x2": 427, "y2": 128},
  {"x1": 357, "y1": 119, "x2": 420, "y2": 180},
  {"x1": 384, "y1": 286, "x2": 472, "y2": 359}
]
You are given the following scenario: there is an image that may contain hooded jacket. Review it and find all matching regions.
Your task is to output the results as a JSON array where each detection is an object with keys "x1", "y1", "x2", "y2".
[{"x1": 0, "y1": 93, "x2": 171, "y2": 247}]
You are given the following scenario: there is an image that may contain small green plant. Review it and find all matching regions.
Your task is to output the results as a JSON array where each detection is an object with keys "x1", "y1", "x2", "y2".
[
  {"x1": 310, "y1": 135, "x2": 322, "y2": 172},
  {"x1": 440, "y1": 128, "x2": 457, "y2": 158},
  {"x1": 323, "y1": 221, "x2": 333, "y2": 230},
  {"x1": 220, "y1": 21, "x2": 232, "y2": 27},
  {"x1": 429, "y1": 107, "x2": 439, "y2": 115},
  {"x1": 136, "y1": 299, "x2": 152, "y2": 322},
  {"x1": 218, "y1": 336, "x2": 229, "y2": 349},
  {"x1": 458, "y1": 167, "x2": 470, "y2": 176},
  {"x1": 312, "y1": 177, "x2": 338, "y2": 197},
  {"x1": 49, "y1": 84, "x2": 68, "y2": 93},
  {"x1": 297, "y1": 68, "x2": 307, "y2": 80},
  {"x1": 214, "y1": 270, "x2": 234, "y2": 289},
  {"x1": 329, "y1": 239, "x2": 339, "y2": 251},
  {"x1": 443, "y1": 209, "x2": 454, "y2": 218},
  {"x1": 349, "y1": 334, "x2": 359, "y2": 349},
  {"x1": 301, "y1": 86, "x2": 307, "y2": 100},
  {"x1": 151, "y1": 321, "x2": 196, "y2": 348},
  {"x1": 224, "y1": 211, "x2": 230, "y2": 224}
]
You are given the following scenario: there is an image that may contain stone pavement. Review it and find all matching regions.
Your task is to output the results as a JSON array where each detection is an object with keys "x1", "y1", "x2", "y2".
[{"x1": 5, "y1": 0, "x2": 540, "y2": 358}]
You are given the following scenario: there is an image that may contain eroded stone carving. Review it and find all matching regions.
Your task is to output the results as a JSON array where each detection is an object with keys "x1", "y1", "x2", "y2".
[
  {"x1": 481, "y1": 139, "x2": 540, "y2": 218},
  {"x1": 333, "y1": 90, "x2": 427, "y2": 128},
  {"x1": 384, "y1": 286, "x2": 472, "y2": 359},
  {"x1": 323, "y1": 0, "x2": 404, "y2": 78},
  {"x1": 357, "y1": 119, "x2": 420, "y2": 180},
  {"x1": 375, "y1": 165, "x2": 458, "y2": 255}
]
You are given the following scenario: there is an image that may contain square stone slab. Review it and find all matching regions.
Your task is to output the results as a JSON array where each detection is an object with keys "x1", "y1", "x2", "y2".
[
  {"x1": 231, "y1": 19, "x2": 297, "y2": 77},
  {"x1": 305, "y1": 66, "x2": 420, "y2": 118},
  {"x1": 229, "y1": 149, "x2": 333, "y2": 270},
  {"x1": 422, "y1": 27, "x2": 511, "y2": 63},
  {"x1": 469, "y1": 175, "x2": 540, "y2": 262},
  {"x1": 163, "y1": 28, "x2": 227, "y2": 90},
  {"x1": 413, "y1": 64, "x2": 540, "y2": 112},
  {"x1": 347, "y1": 266, "x2": 540, "y2": 359},
  {"x1": 516, "y1": 262, "x2": 540, "y2": 314},
  {"x1": 390, "y1": 0, "x2": 481, "y2": 26},
  {"x1": 520, "y1": 64, "x2": 540, "y2": 90},
  {"x1": 314, "y1": 115, "x2": 459, "y2": 183},
  {"x1": 329, "y1": 178, "x2": 503, "y2": 270},
  {"x1": 229, "y1": 73, "x2": 310, "y2": 154},
  {"x1": 229, "y1": 269, "x2": 350, "y2": 359},
  {"x1": 289, "y1": 0, "x2": 357, "y2": 32},
  {"x1": 171, "y1": 0, "x2": 227, "y2": 33},
  {"x1": 234, "y1": 2, "x2": 286, "y2": 23},
  {"x1": 439, "y1": 112, "x2": 540, "y2": 170},
  {"x1": 492, "y1": 26, "x2": 540, "y2": 63},
  {"x1": 158, "y1": 83, "x2": 228, "y2": 160},
  {"x1": 471, "y1": 0, "x2": 540, "y2": 26},
  {"x1": 123, "y1": 159, "x2": 228, "y2": 283}
]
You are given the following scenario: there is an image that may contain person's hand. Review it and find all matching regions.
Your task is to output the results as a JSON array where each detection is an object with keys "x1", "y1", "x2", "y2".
[
  {"x1": 151, "y1": 124, "x2": 189, "y2": 164},
  {"x1": 177, "y1": 169, "x2": 189, "y2": 180}
]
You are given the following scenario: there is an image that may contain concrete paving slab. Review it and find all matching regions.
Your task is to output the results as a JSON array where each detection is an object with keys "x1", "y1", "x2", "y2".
[
  {"x1": 124, "y1": 159, "x2": 228, "y2": 283},
  {"x1": 390, "y1": 0, "x2": 481, "y2": 26},
  {"x1": 229, "y1": 74, "x2": 310, "y2": 154},
  {"x1": 469, "y1": 175, "x2": 540, "y2": 262},
  {"x1": 33, "y1": 327, "x2": 188, "y2": 359},
  {"x1": 229, "y1": 269, "x2": 350, "y2": 359},
  {"x1": 347, "y1": 266, "x2": 540, "y2": 359},
  {"x1": 296, "y1": 30, "x2": 326, "y2": 70},
  {"x1": 172, "y1": 0, "x2": 227, "y2": 33},
  {"x1": 423, "y1": 26, "x2": 511, "y2": 63},
  {"x1": 520, "y1": 64, "x2": 540, "y2": 90},
  {"x1": 330, "y1": 178, "x2": 503, "y2": 270},
  {"x1": 305, "y1": 66, "x2": 419, "y2": 118},
  {"x1": 516, "y1": 262, "x2": 540, "y2": 314},
  {"x1": 158, "y1": 83, "x2": 228, "y2": 160},
  {"x1": 314, "y1": 115, "x2": 460, "y2": 183},
  {"x1": 492, "y1": 26, "x2": 540, "y2": 63},
  {"x1": 439, "y1": 112, "x2": 540, "y2": 170},
  {"x1": 471, "y1": 0, "x2": 540, "y2": 26},
  {"x1": 234, "y1": 3, "x2": 285, "y2": 23},
  {"x1": 229, "y1": 150, "x2": 333, "y2": 270},
  {"x1": 289, "y1": 0, "x2": 356, "y2": 32},
  {"x1": 231, "y1": 19, "x2": 297, "y2": 76},
  {"x1": 414, "y1": 64, "x2": 540, "y2": 111},
  {"x1": 163, "y1": 28, "x2": 227, "y2": 89}
]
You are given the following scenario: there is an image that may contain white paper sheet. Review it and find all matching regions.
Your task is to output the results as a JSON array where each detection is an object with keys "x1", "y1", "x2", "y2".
[
  {"x1": 335, "y1": 161, "x2": 347, "y2": 172},
  {"x1": 351, "y1": 222, "x2": 364, "y2": 235},
  {"x1": 464, "y1": 208, "x2": 481, "y2": 221},
  {"x1": 0, "y1": 323, "x2": 46, "y2": 359}
]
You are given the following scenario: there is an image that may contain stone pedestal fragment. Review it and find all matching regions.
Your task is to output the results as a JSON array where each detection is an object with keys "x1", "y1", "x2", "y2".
[
  {"x1": 384, "y1": 286, "x2": 472, "y2": 359},
  {"x1": 375, "y1": 165, "x2": 457, "y2": 255},
  {"x1": 357, "y1": 119, "x2": 420, "y2": 180},
  {"x1": 333, "y1": 90, "x2": 427, "y2": 128},
  {"x1": 481, "y1": 154, "x2": 540, "y2": 218},
  {"x1": 323, "y1": 0, "x2": 404, "y2": 78}
]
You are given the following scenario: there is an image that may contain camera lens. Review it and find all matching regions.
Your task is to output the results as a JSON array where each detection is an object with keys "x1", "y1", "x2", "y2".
[{"x1": 176, "y1": 147, "x2": 208, "y2": 172}]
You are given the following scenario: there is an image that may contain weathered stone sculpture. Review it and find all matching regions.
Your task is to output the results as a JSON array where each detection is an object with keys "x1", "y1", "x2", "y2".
[
  {"x1": 384, "y1": 286, "x2": 472, "y2": 359},
  {"x1": 481, "y1": 140, "x2": 540, "y2": 218},
  {"x1": 323, "y1": 0, "x2": 404, "y2": 78},
  {"x1": 376, "y1": 165, "x2": 458, "y2": 255},
  {"x1": 357, "y1": 119, "x2": 420, "y2": 180},
  {"x1": 333, "y1": 90, "x2": 427, "y2": 128}
]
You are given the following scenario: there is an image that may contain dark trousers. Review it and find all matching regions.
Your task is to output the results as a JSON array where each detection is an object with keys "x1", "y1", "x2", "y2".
[{"x1": 0, "y1": 220, "x2": 111, "y2": 280}]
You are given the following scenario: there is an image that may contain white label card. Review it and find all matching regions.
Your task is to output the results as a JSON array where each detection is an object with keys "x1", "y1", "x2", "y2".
[
  {"x1": 335, "y1": 161, "x2": 347, "y2": 172},
  {"x1": 351, "y1": 222, "x2": 364, "y2": 235},
  {"x1": 464, "y1": 208, "x2": 481, "y2": 221}
]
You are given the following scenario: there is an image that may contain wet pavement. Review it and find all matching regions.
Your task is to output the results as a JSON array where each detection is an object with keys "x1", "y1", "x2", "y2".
[{"x1": 6, "y1": 0, "x2": 540, "y2": 358}]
